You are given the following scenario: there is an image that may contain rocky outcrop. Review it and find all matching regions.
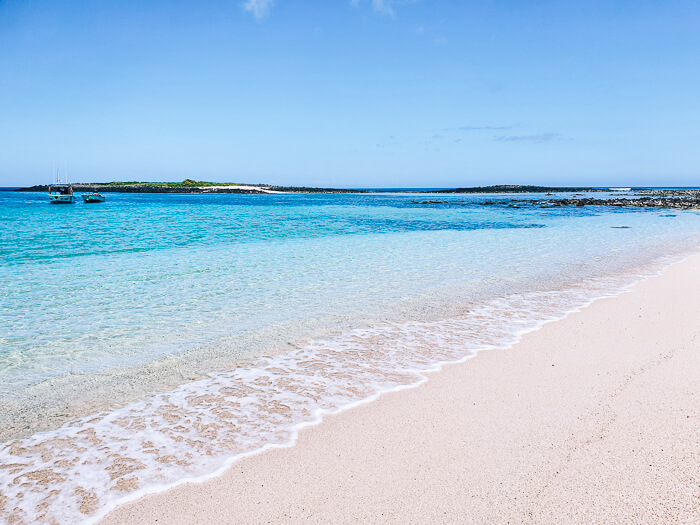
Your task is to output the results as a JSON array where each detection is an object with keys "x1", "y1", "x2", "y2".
[
  {"x1": 435, "y1": 185, "x2": 596, "y2": 194},
  {"x1": 480, "y1": 194, "x2": 700, "y2": 210}
]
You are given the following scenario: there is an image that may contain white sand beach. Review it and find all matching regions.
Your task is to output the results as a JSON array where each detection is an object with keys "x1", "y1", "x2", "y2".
[{"x1": 100, "y1": 254, "x2": 700, "y2": 524}]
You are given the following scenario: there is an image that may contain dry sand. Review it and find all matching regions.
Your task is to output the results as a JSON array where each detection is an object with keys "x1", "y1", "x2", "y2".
[{"x1": 101, "y1": 255, "x2": 700, "y2": 524}]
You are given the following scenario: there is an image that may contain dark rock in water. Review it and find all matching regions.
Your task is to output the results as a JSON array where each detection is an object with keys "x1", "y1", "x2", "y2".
[
  {"x1": 527, "y1": 193, "x2": 700, "y2": 211},
  {"x1": 471, "y1": 190, "x2": 700, "y2": 211}
]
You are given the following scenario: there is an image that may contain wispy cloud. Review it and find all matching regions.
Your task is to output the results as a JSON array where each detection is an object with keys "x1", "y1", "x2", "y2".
[
  {"x1": 494, "y1": 133, "x2": 562, "y2": 143},
  {"x1": 372, "y1": 0, "x2": 396, "y2": 15},
  {"x1": 351, "y1": 0, "x2": 417, "y2": 16},
  {"x1": 242, "y1": 0, "x2": 274, "y2": 19},
  {"x1": 375, "y1": 135, "x2": 400, "y2": 148},
  {"x1": 446, "y1": 125, "x2": 513, "y2": 131}
]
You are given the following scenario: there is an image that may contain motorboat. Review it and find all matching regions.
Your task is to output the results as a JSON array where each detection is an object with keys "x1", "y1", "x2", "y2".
[
  {"x1": 82, "y1": 192, "x2": 106, "y2": 203},
  {"x1": 48, "y1": 184, "x2": 75, "y2": 204},
  {"x1": 48, "y1": 166, "x2": 76, "y2": 204}
]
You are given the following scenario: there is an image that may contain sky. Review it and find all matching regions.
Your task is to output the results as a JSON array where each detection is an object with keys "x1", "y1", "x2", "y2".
[{"x1": 0, "y1": 0, "x2": 699, "y2": 188}]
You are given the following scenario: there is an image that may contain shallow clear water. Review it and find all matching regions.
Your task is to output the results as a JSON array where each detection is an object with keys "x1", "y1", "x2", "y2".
[
  {"x1": 2, "y1": 191, "x2": 697, "y2": 396},
  {"x1": 1, "y1": 190, "x2": 700, "y2": 523}
]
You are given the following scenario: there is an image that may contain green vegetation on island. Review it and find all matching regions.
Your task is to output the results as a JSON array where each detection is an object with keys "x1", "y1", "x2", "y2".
[{"x1": 101, "y1": 179, "x2": 239, "y2": 187}]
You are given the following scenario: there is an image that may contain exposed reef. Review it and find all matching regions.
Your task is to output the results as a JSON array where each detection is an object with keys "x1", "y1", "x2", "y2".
[{"x1": 479, "y1": 192, "x2": 700, "y2": 210}]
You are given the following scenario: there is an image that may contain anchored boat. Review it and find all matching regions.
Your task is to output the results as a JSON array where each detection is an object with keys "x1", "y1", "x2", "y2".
[
  {"x1": 48, "y1": 184, "x2": 75, "y2": 204},
  {"x1": 82, "y1": 192, "x2": 106, "y2": 203},
  {"x1": 48, "y1": 166, "x2": 75, "y2": 204}
]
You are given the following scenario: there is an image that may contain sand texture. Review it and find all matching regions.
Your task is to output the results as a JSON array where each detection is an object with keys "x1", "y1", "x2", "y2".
[{"x1": 101, "y1": 255, "x2": 700, "y2": 524}]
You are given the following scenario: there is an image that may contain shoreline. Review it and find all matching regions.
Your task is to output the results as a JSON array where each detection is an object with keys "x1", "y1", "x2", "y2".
[
  {"x1": 12, "y1": 185, "x2": 700, "y2": 209},
  {"x1": 99, "y1": 253, "x2": 700, "y2": 524}
]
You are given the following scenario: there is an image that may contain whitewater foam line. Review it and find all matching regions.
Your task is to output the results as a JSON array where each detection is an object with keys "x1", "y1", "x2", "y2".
[
  {"x1": 84, "y1": 375, "x2": 438, "y2": 525},
  {"x1": 0, "y1": 252, "x2": 693, "y2": 525}
]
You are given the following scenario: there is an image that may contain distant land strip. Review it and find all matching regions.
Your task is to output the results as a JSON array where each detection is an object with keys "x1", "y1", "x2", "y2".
[
  {"x1": 18, "y1": 181, "x2": 604, "y2": 194},
  {"x1": 15, "y1": 182, "x2": 700, "y2": 209},
  {"x1": 433, "y1": 184, "x2": 597, "y2": 193},
  {"x1": 17, "y1": 180, "x2": 365, "y2": 194}
]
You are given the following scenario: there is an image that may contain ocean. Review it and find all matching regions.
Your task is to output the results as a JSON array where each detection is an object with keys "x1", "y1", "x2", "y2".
[{"x1": 2, "y1": 189, "x2": 700, "y2": 523}]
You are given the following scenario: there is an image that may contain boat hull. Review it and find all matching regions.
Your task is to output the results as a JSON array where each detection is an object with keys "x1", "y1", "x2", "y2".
[
  {"x1": 82, "y1": 195, "x2": 105, "y2": 203},
  {"x1": 49, "y1": 195, "x2": 75, "y2": 204}
]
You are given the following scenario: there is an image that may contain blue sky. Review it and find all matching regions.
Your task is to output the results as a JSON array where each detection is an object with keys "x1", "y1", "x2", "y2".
[{"x1": 1, "y1": 0, "x2": 698, "y2": 187}]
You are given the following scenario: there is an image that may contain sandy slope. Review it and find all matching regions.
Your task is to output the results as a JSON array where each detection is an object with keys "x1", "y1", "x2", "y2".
[{"x1": 101, "y1": 254, "x2": 700, "y2": 524}]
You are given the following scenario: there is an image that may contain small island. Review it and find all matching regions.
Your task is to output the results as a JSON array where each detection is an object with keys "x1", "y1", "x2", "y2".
[{"x1": 16, "y1": 179, "x2": 366, "y2": 194}]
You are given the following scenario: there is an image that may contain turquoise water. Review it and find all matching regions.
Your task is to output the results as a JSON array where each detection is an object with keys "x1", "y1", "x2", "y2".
[
  {"x1": 2, "y1": 190, "x2": 700, "y2": 414},
  {"x1": 2, "y1": 190, "x2": 700, "y2": 523}
]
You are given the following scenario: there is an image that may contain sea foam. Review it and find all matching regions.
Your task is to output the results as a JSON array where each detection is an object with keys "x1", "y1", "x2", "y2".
[{"x1": 0, "y1": 256, "x2": 677, "y2": 525}]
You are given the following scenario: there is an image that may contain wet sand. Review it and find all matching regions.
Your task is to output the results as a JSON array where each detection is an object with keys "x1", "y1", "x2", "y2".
[{"x1": 101, "y1": 254, "x2": 700, "y2": 524}]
